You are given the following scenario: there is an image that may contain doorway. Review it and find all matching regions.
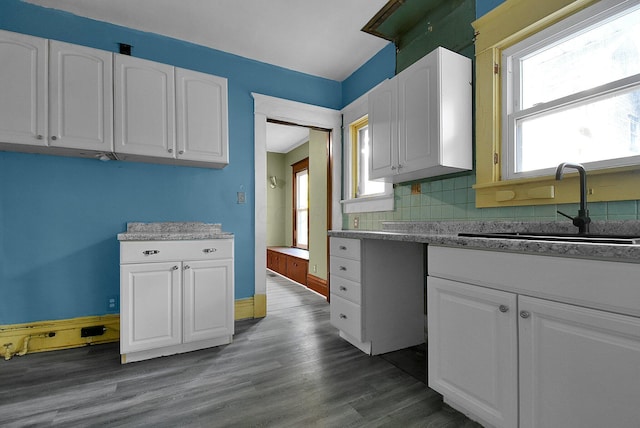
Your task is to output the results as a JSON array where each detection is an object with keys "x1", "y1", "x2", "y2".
[{"x1": 254, "y1": 94, "x2": 342, "y2": 316}]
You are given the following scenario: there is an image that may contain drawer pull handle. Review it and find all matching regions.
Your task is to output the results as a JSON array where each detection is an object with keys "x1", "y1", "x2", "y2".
[
  {"x1": 339, "y1": 286, "x2": 347, "y2": 291},
  {"x1": 339, "y1": 314, "x2": 347, "y2": 319},
  {"x1": 143, "y1": 250, "x2": 160, "y2": 255},
  {"x1": 499, "y1": 305, "x2": 509, "y2": 313},
  {"x1": 203, "y1": 248, "x2": 217, "y2": 253},
  {"x1": 520, "y1": 311, "x2": 530, "y2": 319},
  {"x1": 339, "y1": 245, "x2": 347, "y2": 250},
  {"x1": 339, "y1": 266, "x2": 346, "y2": 271}
]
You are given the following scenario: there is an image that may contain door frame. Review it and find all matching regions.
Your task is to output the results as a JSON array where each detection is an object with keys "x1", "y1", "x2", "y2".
[{"x1": 253, "y1": 93, "x2": 342, "y2": 310}]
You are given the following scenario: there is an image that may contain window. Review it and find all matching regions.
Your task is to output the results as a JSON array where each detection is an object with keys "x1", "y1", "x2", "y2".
[
  {"x1": 472, "y1": 0, "x2": 640, "y2": 208},
  {"x1": 502, "y1": 0, "x2": 640, "y2": 180},
  {"x1": 351, "y1": 116, "x2": 386, "y2": 198},
  {"x1": 292, "y1": 158, "x2": 308, "y2": 249},
  {"x1": 340, "y1": 92, "x2": 393, "y2": 214}
]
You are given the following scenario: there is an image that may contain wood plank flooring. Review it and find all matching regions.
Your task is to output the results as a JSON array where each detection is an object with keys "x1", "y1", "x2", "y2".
[{"x1": 0, "y1": 273, "x2": 483, "y2": 427}]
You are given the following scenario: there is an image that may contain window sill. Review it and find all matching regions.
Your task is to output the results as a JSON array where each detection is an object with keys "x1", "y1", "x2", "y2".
[
  {"x1": 474, "y1": 166, "x2": 640, "y2": 208},
  {"x1": 341, "y1": 193, "x2": 394, "y2": 214}
]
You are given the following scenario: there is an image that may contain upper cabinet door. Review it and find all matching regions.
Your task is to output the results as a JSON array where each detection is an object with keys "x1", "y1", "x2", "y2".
[
  {"x1": 368, "y1": 78, "x2": 397, "y2": 180},
  {"x1": 114, "y1": 54, "x2": 175, "y2": 158},
  {"x1": 0, "y1": 30, "x2": 47, "y2": 146},
  {"x1": 398, "y1": 55, "x2": 438, "y2": 173},
  {"x1": 175, "y1": 68, "x2": 228, "y2": 166},
  {"x1": 49, "y1": 41, "x2": 113, "y2": 152}
]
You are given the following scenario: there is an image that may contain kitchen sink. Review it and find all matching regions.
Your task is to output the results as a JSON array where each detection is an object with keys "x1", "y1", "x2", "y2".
[{"x1": 458, "y1": 232, "x2": 640, "y2": 245}]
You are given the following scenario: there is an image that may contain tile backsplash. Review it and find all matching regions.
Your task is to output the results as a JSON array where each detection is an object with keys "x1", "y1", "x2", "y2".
[{"x1": 343, "y1": 173, "x2": 640, "y2": 231}]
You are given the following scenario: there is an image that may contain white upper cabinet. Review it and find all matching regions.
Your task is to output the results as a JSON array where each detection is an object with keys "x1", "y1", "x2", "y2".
[
  {"x1": 0, "y1": 30, "x2": 47, "y2": 146},
  {"x1": 369, "y1": 47, "x2": 472, "y2": 183},
  {"x1": 176, "y1": 68, "x2": 228, "y2": 167},
  {"x1": 49, "y1": 40, "x2": 113, "y2": 152},
  {"x1": 114, "y1": 53, "x2": 176, "y2": 159}
]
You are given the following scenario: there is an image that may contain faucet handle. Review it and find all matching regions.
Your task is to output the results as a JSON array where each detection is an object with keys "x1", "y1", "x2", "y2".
[{"x1": 557, "y1": 210, "x2": 574, "y2": 221}]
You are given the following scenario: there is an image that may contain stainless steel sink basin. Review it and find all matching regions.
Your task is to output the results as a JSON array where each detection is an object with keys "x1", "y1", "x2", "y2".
[{"x1": 458, "y1": 232, "x2": 640, "y2": 245}]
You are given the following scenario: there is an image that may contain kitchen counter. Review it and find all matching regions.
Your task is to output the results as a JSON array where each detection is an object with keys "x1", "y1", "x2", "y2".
[
  {"x1": 117, "y1": 222, "x2": 233, "y2": 241},
  {"x1": 328, "y1": 220, "x2": 640, "y2": 263}
]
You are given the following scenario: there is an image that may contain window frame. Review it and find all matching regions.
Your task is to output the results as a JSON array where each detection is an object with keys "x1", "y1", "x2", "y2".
[
  {"x1": 292, "y1": 157, "x2": 309, "y2": 250},
  {"x1": 472, "y1": 0, "x2": 640, "y2": 208},
  {"x1": 340, "y1": 90, "x2": 394, "y2": 214}
]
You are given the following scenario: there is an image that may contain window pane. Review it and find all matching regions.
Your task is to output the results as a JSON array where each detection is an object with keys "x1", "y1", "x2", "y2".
[
  {"x1": 356, "y1": 124, "x2": 385, "y2": 196},
  {"x1": 296, "y1": 170, "x2": 308, "y2": 209},
  {"x1": 520, "y1": 5, "x2": 640, "y2": 110},
  {"x1": 517, "y1": 86, "x2": 640, "y2": 172},
  {"x1": 297, "y1": 209, "x2": 308, "y2": 247}
]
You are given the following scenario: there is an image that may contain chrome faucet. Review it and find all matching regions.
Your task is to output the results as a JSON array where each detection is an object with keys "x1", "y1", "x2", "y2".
[{"x1": 555, "y1": 162, "x2": 590, "y2": 234}]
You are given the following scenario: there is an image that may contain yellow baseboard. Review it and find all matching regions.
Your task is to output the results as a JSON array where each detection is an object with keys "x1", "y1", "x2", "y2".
[{"x1": 1, "y1": 296, "x2": 269, "y2": 359}]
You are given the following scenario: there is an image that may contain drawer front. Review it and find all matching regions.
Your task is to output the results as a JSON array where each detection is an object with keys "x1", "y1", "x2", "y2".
[
  {"x1": 121, "y1": 239, "x2": 233, "y2": 264},
  {"x1": 330, "y1": 294, "x2": 362, "y2": 341},
  {"x1": 330, "y1": 256, "x2": 361, "y2": 283},
  {"x1": 286, "y1": 256, "x2": 308, "y2": 285},
  {"x1": 330, "y1": 237, "x2": 361, "y2": 261},
  {"x1": 331, "y1": 275, "x2": 361, "y2": 305}
]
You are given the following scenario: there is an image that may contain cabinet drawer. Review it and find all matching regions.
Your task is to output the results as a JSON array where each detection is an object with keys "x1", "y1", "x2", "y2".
[
  {"x1": 330, "y1": 237, "x2": 361, "y2": 261},
  {"x1": 330, "y1": 256, "x2": 361, "y2": 283},
  {"x1": 286, "y1": 256, "x2": 308, "y2": 285},
  {"x1": 330, "y1": 294, "x2": 362, "y2": 341},
  {"x1": 121, "y1": 239, "x2": 233, "y2": 264},
  {"x1": 331, "y1": 275, "x2": 361, "y2": 305}
]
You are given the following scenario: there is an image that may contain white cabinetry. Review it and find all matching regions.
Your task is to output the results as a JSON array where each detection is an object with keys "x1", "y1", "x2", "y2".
[
  {"x1": 176, "y1": 68, "x2": 228, "y2": 167},
  {"x1": 329, "y1": 237, "x2": 424, "y2": 355},
  {"x1": 49, "y1": 40, "x2": 113, "y2": 152},
  {"x1": 427, "y1": 246, "x2": 640, "y2": 428},
  {"x1": 0, "y1": 30, "x2": 47, "y2": 146},
  {"x1": 368, "y1": 47, "x2": 471, "y2": 183},
  {"x1": 120, "y1": 239, "x2": 234, "y2": 364},
  {"x1": 114, "y1": 54, "x2": 175, "y2": 159}
]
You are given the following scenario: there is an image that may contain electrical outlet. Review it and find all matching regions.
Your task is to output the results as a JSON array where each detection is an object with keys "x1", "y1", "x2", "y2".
[
  {"x1": 237, "y1": 191, "x2": 246, "y2": 204},
  {"x1": 107, "y1": 296, "x2": 119, "y2": 312},
  {"x1": 313, "y1": 264, "x2": 317, "y2": 273},
  {"x1": 354, "y1": 216, "x2": 359, "y2": 229}
]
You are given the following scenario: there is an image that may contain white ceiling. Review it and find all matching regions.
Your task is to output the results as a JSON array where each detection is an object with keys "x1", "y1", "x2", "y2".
[
  {"x1": 265, "y1": 123, "x2": 310, "y2": 154},
  {"x1": 25, "y1": 0, "x2": 390, "y2": 81}
]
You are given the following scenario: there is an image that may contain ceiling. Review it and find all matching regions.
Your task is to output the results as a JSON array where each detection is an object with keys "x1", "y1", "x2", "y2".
[
  {"x1": 25, "y1": 0, "x2": 392, "y2": 153},
  {"x1": 25, "y1": 0, "x2": 390, "y2": 82}
]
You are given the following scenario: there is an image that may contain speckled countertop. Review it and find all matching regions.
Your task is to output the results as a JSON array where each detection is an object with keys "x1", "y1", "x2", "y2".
[
  {"x1": 117, "y1": 222, "x2": 233, "y2": 241},
  {"x1": 328, "y1": 220, "x2": 640, "y2": 263}
]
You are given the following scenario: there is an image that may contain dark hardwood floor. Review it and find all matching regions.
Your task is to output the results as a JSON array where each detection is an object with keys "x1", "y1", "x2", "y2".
[{"x1": 0, "y1": 273, "x2": 482, "y2": 427}]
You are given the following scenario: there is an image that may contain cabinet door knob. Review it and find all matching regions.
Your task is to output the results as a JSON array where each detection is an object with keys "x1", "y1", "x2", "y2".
[
  {"x1": 339, "y1": 266, "x2": 346, "y2": 271},
  {"x1": 178, "y1": 150, "x2": 184, "y2": 155},
  {"x1": 499, "y1": 305, "x2": 509, "y2": 313},
  {"x1": 172, "y1": 265, "x2": 179, "y2": 270},
  {"x1": 203, "y1": 248, "x2": 217, "y2": 253},
  {"x1": 36, "y1": 134, "x2": 44, "y2": 140},
  {"x1": 339, "y1": 286, "x2": 347, "y2": 291},
  {"x1": 339, "y1": 245, "x2": 347, "y2": 250},
  {"x1": 143, "y1": 250, "x2": 160, "y2": 255},
  {"x1": 51, "y1": 136, "x2": 58, "y2": 141},
  {"x1": 391, "y1": 165, "x2": 397, "y2": 170},
  {"x1": 167, "y1": 148, "x2": 173, "y2": 153},
  {"x1": 339, "y1": 314, "x2": 347, "y2": 319},
  {"x1": 520, "y1": 311, "x2": 530, "y2": 319},
  {"x1": 184, "y1": 265, "x2": 190, "y2": 270},
  {"x1": 398, "y1": 164, "x2": 404, "y2": 169}
]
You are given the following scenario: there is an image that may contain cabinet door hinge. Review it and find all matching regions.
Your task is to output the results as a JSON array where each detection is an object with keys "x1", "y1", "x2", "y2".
[
  {"x1": 494, "y1": 153, "x2": 499, "y2": 164},
  {"x1": 494, "y1": 63, "x2": 500, "y2": 75}
]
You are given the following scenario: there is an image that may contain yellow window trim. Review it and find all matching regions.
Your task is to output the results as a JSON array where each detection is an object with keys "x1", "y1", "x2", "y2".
[
  {"x1": 350, "y1": 115, "x2": 369, "y2": 199},
  {"x1": 472, "y1": 0, "x2": 640, "y2": 208}
]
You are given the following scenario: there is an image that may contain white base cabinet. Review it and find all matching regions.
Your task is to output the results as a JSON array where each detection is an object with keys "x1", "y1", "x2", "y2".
[
  {"x1": 427, "y1": 246, "x2": 640, "y2": 428},
  {"x1": 329, "y1": 237, "x2": 424, "y2": 355},
  {"x1": 120, "y1": 239, "x2": 234, "y2": 364}
]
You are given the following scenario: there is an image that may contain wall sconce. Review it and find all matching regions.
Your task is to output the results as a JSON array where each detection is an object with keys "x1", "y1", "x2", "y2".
[{"x1": 269, "y1": 176, "x2": 278, "y2": 189}]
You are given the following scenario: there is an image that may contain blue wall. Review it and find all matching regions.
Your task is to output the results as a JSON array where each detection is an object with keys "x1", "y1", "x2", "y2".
[{"x1": 0, "y1": 0, "x2": 341, "y2": 324}]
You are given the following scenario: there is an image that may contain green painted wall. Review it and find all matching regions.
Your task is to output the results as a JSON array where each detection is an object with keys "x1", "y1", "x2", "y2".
[
  {"x1": 308, "y1": 130, "x2": 329, "y2": 280},
  {"x1": 266, "y1": 152, "x2": 287, "y2": 246},
  {"x1": 284, "y1": 143, "x2": 310, "y2": 247}
]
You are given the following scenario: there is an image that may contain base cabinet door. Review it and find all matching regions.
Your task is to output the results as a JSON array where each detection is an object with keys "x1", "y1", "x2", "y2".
[
  {"x1": 519, "y1": 296, "x2": 640, "y2": 428},
  {"x1": 183, "y1": 259, "x2": 234, "y2": 343},
  {"x1": 120, "y1": 262, "x2": 182, "y2": 353},
  {"x1": 427, "y1": 277, "x2": 518, "y2": 428}
]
